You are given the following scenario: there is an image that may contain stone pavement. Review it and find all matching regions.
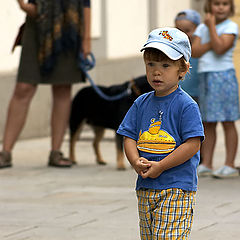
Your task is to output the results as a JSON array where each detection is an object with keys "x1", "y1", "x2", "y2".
[{"x1": 1, "y1": 122, "x2": 240, "y2": 240}]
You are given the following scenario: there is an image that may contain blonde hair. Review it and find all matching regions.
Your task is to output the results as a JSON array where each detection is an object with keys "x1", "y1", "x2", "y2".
[{"x1": 204, "y1": 0, "x2": 235, "y2": 16}]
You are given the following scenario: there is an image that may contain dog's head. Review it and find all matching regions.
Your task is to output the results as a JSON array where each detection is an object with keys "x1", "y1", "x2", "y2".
[{"x1": 131, "y1": 75, "x2": 153, "y2": 97}]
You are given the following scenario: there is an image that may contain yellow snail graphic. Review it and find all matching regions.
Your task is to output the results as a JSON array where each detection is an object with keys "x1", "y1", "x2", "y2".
[{"x1": 137, "y1": 111, "x2": 176, "y2": 154}]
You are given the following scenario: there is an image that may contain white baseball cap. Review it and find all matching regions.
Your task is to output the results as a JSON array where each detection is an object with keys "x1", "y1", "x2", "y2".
[{"x1": 141, "y1": 27, "x2": 191, "y2": 62}]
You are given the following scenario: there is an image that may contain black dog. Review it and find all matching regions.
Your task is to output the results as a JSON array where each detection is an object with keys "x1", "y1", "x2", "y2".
[{"x1": 69, "y1": 75, "x2": 152, "y2": 170}]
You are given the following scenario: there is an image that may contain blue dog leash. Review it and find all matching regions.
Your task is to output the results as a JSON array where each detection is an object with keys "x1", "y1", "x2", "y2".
[{"x1": 78, "y1": 53, "x2": 132, "y2": 101}]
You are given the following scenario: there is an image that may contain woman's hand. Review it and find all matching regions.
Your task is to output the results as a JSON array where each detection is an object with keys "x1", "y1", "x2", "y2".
[
  {"x1": 17, "y1": 0, "x2": 24, "y2": 7},
  {"x1": 16, "y1": 0, "x2": 37, "y2": 17}
]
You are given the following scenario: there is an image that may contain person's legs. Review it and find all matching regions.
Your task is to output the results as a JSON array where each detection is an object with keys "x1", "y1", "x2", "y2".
[
  {"x1": 0, "y1": 82, "x2": 37, "y2": 168},
  {"x1": 51, "y1": 84, "x2": 71, "y2": 150},
  {"x1": 200, "y1": 122, "x2": 217, "y2": 169},
  {"x1": 48, "y1": 84, "x2": 72, "y2": 167},
  {"x1": 222, "y1": 121, "x2": 238, "y2": 168},
  {"x1": 3, "y1": 82, "x2": 37, "y2": 152}
]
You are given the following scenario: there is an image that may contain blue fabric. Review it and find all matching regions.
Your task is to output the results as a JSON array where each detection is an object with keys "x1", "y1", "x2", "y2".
[
  {"x1": 194, "y1": 19, "x2": 238, "y2": 73},
  {"x1": 117, "y1": 87, "x2": 204, "y2": 191},
  {"x1": 175, "y1": 9, "x2": 201, "y2": 26},
  {"x1": 199, "y1": 69, "x2": 240, "y2": 122},
  {"x1": 179, "y1": 57, "x2": 199, "y2": 98}
]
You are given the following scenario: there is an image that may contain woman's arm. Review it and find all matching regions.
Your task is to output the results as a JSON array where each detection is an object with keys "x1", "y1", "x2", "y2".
[
  {"x1": 17, "y1": 0, "x2": 37, "y2": 17},
  {"x1": 82, "y1": 6, "x2": 91, "y2": 58},
  {"x1": 141, "y1": 137, "x2": 201, "y2": 179}
]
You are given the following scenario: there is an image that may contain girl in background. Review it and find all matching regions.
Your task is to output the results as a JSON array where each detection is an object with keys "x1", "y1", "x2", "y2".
[{"x1": 192, "y1": 0, "x2": 239, "y2": 178}]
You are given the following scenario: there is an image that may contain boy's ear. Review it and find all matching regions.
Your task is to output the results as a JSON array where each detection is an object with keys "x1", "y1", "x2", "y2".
[
  {"x1": 180, "y1": 62, "x2": 190, "y2": 78},
  {"x1": 186, "y1": 62, "x2": 190, "y2": 72}
]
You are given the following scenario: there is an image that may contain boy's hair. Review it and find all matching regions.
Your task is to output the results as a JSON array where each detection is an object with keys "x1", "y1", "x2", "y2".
[
  {"x1": 143, "y1": 48, "x2": 189, "y2": 79},
  {"x1": 204, "y1": 0, "x2": 235, "y2": 16}
]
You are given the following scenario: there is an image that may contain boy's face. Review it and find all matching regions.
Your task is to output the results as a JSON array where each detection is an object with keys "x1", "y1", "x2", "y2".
[
  {"x1": 175, "y1": 19, "x2": 197, "y2": 43},
  {"x1": 144, "y1": 57, "x2": 187, "y2": 97}
]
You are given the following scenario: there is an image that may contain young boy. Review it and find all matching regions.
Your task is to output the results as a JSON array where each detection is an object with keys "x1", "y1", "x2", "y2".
[
  {"x1": 117, "y1": 27, "x2": 204, "y2": 239},
  {"x1": 175, "y1": 9, "x2": 201, "y2": 103}
]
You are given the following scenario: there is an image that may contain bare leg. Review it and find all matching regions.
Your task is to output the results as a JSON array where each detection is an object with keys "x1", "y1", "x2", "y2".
[
  {"x1": 201, "y1": 122, "x2": 217, "y2": 169},
  {"x1": 2, "y1": 82, "x2": 37, "y2": 152},
  {"x1": 222, "y1": 121, "x2": 238, "y2": 168},
  {"x1": 51, "y1": 84, "x2": 71, "y2": 151}
]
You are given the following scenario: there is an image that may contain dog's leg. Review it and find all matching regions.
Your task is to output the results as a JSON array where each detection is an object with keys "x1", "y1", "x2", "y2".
[
  {"x1": 69, "y1": 122, "x2": 84, "y2": 164},
  {"x1": 92, "y1": 126, "x2": 107, "y2": 165},
  {"x1": 115, "y1": 134, "x2": 125, "y2": 170}
]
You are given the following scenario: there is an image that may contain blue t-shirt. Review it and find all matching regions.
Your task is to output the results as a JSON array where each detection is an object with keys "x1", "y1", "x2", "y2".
[
  {"x1": 194, "y1": 19, "x2": 238, "y2": 73},
  {"x1": 117, "y1": 87, "x2": 204, "y2": 191},
  {"x1": 179, "y1": 57, "x2": 199, "y2": 98}
]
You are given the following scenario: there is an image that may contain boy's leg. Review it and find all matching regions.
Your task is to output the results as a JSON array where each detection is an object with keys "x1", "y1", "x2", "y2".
[
  {"x1": 152, "y1": 188, "x2": 195, "y2": 240},
  {"x1": 136, "y1": 189, "x2": 153, "y2": 240}
]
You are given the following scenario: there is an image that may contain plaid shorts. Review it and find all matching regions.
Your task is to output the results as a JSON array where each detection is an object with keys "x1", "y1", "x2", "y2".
[{"x1": 136, "y1": 188, "x2": 196, "y2": 240}]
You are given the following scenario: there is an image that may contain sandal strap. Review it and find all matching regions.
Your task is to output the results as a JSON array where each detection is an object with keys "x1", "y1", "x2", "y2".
[
  {"x1": 48, "y1": 150, "x2": 72, "y2": 167},
  {"x1": 0, "y1": 151, "x2": 12, "y2": 168}
]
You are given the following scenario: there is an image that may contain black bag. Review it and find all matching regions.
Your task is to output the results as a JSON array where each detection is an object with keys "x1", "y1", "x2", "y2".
[{"x1": 12, "y1": 23, "x2": 25, "y2": 53}]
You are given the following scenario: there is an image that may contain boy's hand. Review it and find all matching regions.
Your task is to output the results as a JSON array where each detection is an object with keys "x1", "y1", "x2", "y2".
[
  {"x1": 140, "y1": 161, "x2": 164, "y2": 179},
  {"x1": 133, "y1": 157, "x2": 151, "y2": 175}
]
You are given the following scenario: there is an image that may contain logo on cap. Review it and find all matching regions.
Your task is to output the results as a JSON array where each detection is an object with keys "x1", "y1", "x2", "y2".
[{"x1": 159, "y1": 31, "x2": 173, "y2": 41}]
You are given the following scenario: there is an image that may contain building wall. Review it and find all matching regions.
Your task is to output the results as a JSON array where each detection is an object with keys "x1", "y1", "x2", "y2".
[
  {"x1": 155, "y1": 0, "x2": 192, "y2": 27},
  {"x1": 232, "y1": 0, "x2": 240, "y2": 84},
  {"x1": 106, "y1": 0, "x2": 149, "y2": 59},
  {"x1": 0, "y1": 0, "x2": 226, "y2": 140}
]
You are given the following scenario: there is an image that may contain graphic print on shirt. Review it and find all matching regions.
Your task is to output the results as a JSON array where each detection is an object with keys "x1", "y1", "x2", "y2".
[{"x1": 137, "y1": 111, "x2": 176, "y2": 154}]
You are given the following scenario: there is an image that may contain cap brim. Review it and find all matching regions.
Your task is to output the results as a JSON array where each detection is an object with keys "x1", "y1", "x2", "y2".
[{"x1": 140, "y1": 42, "x2": 183, "y2": 60}]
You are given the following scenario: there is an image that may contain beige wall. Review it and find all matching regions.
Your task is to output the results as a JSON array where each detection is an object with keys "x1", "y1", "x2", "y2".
[
  {"x1": 106, "y1": 0, "x2": 149, "y2": 59},
  {"x1": 232, "y1": 0, "x2": 240, "y2": 82},
  {"x1": 0, "y1": 2, "x2": 25, "y2": 72},
  {"x1": 155, "y1": 0, "x2": 192, "y2": 27}
]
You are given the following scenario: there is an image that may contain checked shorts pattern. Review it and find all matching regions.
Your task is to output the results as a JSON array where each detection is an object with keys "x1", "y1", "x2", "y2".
[{"x1": 136, "y1": 188, "x2": 196, "y2": 240}]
